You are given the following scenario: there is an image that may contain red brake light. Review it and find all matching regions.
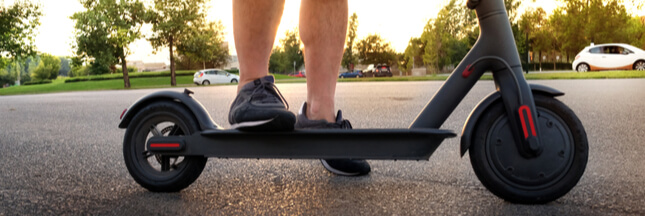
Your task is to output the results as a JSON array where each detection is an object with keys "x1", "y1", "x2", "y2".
[
  {"x1": 198, "y1": 72, "x2": 204, "y2": 78},
  {"x1": 575, "y1": 55, "x2": 580, "y2": 60},
  {"x1": 120, "y1": 108, "x2": 127, "y2": 119}
]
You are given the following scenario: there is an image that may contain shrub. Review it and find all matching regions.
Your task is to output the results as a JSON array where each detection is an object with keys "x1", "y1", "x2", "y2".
[
  {"x1": 127, "y1": 66, "x2": 138, "y2": 73},
  {"x1": 23, "y1": 80, "x2": 53, "y2": 85},
  {"x1": 70, "y1": 66, "x2": 90, "y2": 77},
  {"x1": 225, "y1": 68, "x2": 239, "y2": 74},
  {"x1": 63, "y1": 70, "x2": 197, "y2": 83},
  {"x1": 31, "y1": 54, "x2": 61, "y2": 81},
  {"x1": 64, "y1": 77, "x2": 90, "y2": 83},
  {"x1": 89, "y1": 61, "x2": 111, "y2": 75}
]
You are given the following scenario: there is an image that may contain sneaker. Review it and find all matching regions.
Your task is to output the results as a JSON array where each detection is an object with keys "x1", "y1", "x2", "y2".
[
  {"x1": 295, "y1": 102, "x2": 371, "y2": 176},
  {"x1": 228, "y1": 75, "x2": 296, "y2": 131}
]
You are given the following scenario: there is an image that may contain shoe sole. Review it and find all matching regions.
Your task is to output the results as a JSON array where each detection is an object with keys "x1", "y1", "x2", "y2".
[
  {"x1": 320, "y1": 159, "x2": 362, "y2": 176},
  {"x1": 231, "y1": 114, "x2": 296, "y2": 132}
]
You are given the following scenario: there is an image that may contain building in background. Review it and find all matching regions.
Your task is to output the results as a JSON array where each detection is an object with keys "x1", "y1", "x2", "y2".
[{"x1": 128, "y1": 61, "x2": 167, "y2": 72}]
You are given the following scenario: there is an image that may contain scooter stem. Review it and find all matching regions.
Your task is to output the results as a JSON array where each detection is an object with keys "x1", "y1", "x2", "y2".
[{"x1": 410, "y1": 0, "x2": 542, "y2": 157}]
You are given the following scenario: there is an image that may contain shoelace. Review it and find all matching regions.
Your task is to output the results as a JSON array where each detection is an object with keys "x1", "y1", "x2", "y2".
[
  {"x1": 253, "y1": 80, "x2": 290, "y2": 109},
  {"x1": 338, "y1": 119, "x2": 352, "y2": 129}
]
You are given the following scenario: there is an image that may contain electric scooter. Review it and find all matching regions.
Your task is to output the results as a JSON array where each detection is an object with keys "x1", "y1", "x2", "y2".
[{"x1": 118, "y1": 0, "x2": 588, "y2": 204}]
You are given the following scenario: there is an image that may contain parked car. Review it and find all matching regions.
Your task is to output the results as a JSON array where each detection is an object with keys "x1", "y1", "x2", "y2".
[
  {"x1": 362, "y1": 64, "x2": 393, "y2": 77},
  {"x1": 193, "y1": 69, "x2": 239, "y2": 85},
  {"x1": 572, "y1": 43, "x2": 645, "y2": 72},
  {"x1": 288, "y1": 71, "x2": 306, "y2": 78},
  {"x1": 339, "y1": 70, "x2": 363, "y2": 78}
]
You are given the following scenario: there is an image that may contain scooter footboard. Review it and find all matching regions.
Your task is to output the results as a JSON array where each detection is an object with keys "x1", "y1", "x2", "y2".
[{"x1": 147, "y1": 128, "x2": 456, "y2": 160}]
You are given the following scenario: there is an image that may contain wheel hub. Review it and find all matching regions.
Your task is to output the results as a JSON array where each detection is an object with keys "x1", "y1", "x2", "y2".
[{"x1": 486, "y1": 108, "x2": 575, "y2": 189}]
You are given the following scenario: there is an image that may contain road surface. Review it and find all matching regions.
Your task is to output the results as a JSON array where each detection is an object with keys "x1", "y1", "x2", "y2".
[{"x1": 1, "y1": 79, "x2": 644, "y2": 215}]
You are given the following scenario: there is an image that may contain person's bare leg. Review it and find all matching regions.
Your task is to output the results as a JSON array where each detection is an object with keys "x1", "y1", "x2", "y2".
[
  {"x1": 299, "y1": 0, "x2": 348, "y2": 122},
  {"x1": 233, "y1": 0, "x2": 285, "y2": 91},
  {"x1": 299, "y1": 0, "x2": 370, "y2": 177}
]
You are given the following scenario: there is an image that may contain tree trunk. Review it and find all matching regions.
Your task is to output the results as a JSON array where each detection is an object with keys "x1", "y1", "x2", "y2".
[
  {"x1": 122, "y1": 55, "x2": 130, "y2": 88},
  {"x1": 170, "y1": 36, "x2": 176, "y2": 86},
  {"x1": 538, "y1": 51, "x2": 542, "y2": 72},
  {"x1": 552, "y1": 51, "x2": 555, "y2": 71}
]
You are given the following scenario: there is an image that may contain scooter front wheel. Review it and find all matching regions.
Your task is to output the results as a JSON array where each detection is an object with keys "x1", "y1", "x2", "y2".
[
  {"x1": 123, "y1": 101, "x2": 207, "y2": 192},
  {"x1": 469, "y1": 95, "x2": 588, "y2": 204}
]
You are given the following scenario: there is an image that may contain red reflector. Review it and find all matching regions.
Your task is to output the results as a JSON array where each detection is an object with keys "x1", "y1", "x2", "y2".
[
  {"x1": 462, "y1": 64, "x2": 474, "y2": 78},
  {"x1": 120, "y1": 109, "x2": 127, "y2": 119},
  {"x1": 150, "y1": 143, "x2": 181, "y2": 148},
  {"x1": 518, "y1": 105, "x2": 537, "y2": 139}
]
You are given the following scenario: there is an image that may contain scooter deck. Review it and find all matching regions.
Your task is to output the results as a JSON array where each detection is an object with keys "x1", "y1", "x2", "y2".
[{"x1": 147, "y1": 128, "x2": 456, "y2": 160}]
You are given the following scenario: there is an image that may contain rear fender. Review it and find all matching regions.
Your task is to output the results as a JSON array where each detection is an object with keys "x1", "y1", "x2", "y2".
[
  {"x1": 118, "y1": 89, "x2": 219, "y2": 130},
  {"x1": 460, "y1": 84, "x2": 564, "y2": 156}
]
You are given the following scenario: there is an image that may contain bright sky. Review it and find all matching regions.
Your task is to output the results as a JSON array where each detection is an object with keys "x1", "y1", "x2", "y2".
[{"x1": 1, "y1": 0, "x2": 599, "y2": 64}]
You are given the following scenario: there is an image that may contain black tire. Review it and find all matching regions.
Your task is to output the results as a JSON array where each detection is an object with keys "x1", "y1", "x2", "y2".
[
  {"x1": 576, "y1": 63, "x2": 589, "y2": 72},
  {"x1": 634, "y1": 60, "x2": 645, "y2": 71},
  {"x1": 202, "y1": 80, "x2": 210, "y2": 85},
  {"x1": 123, "y1": 101, "x2": 207, "y2": 192},
  {"x1": 469, "y1": 95, "x2": 588, "y2": 204},
  {"x1": 231, "y1": 79, "x2": 238, "y2": 84}
]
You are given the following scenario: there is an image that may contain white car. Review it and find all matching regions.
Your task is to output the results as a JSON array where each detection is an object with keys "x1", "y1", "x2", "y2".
[
  {"x1": 572, "y1": 43, "x2": 645, "y2": 72},
  {"x1": 193, "y1": 69, "x2": 239, "y2": 85}
]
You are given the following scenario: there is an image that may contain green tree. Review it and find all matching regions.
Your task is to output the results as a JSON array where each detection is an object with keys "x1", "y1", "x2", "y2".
[
  {"x1": 148, "y1": 0, "x2": 207, "y2": 86},
  {"x1": 268, "y1": 48, "x2": 288, "y2": 73},
  {"x1": 504, "y1": 0, "x2": 522, "y2": 23},
  {"x1": 268, "y1": 29, "x2": 304, "y2": 74},
  {"x1": 521, "y1": 7, "x2": 553, "y2": 69},
  {"x1": 58, "y1": 57, "x2": 72, "y2": 77},
  {"x1": 420, "y1": 0, "x2": 476, "y2": 73},
  {"x1": 69, "y1": 56, "x2": 88, "y2": 77},
  {"x1": 546, "y1": 0, "x2": 635, "y2": 61},
  {"x1": 281, "y1": 29, "x2": 304, "y2": 73},
  {"x1": 0, "y1": 1, "x2": 42, "y2": 69},
  {"x1": 520, "y1": 7, "x2": 548, "y2": 68},
  {"x1": 0, "y1": 61, "x2": 20, "y2": 85},
  {"x1": 341, "y1": 12, "x2": 359, "y2": 71},
  {"x1": 72, "y1": 0, "x2": 146, "y2": 88},
  {"x1": 626, "y1": 16, "x2": 645, "y2": 49},
  {"x1": 22, "y1": 56, "x2": 39, "y2": 83},
  {"x1": 31, "y1": 54, "x2": 61, "y2": 81},
  {"x1": 504, "y1": 0, "x2": 527, "y2": 71},
  {"x1": 355, "y1": 34, "x2": 396, "y2": 65},
  {"x1": 0, "y1": 55, "x2": 40, "y2": 86},
  {"x1": 176, "y1": 20, "x2": 229, "y2": 70},
  {"x1": 584, "y1": 0, "x2": 631, "y2": 44},
  {"x1": 400, "y1": 37, "x2": 424, "y2": 74}
]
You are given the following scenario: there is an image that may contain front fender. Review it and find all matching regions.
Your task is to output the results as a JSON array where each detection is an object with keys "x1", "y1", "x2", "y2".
[
  {"x1": 118, "y1": 89, "x2": 219, "y2": 130},
  {"x1": 460, "y1": 84, "x2": 564, "y2": 156}
]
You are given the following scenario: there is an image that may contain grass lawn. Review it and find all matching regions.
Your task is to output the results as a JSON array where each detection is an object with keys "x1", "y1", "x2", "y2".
[
  {"x1": 0, "y1": 76, "x2": 202, "y2": 95},
  {"x1": 1, "y1": 70, "x2": 644, "y2": 96}
]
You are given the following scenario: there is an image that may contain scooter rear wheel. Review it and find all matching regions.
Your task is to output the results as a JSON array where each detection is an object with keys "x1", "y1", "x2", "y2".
[
  {"x1": 123, "y1": 101, "x2": 207, "y2": 192},
  {"x1": 469, "y1": 95, "x2": 588, "y2": 204}
]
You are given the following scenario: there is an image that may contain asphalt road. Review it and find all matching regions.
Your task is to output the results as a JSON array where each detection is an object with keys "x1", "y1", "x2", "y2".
[{"x1": 1, "y1": 79, "x2": 644, "y2": 215}]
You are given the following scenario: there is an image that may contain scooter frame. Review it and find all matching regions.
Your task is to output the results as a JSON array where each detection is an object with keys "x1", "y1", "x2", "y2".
[{"x1": 119, "y1": 0, "x2": 588, "y2": 204}]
